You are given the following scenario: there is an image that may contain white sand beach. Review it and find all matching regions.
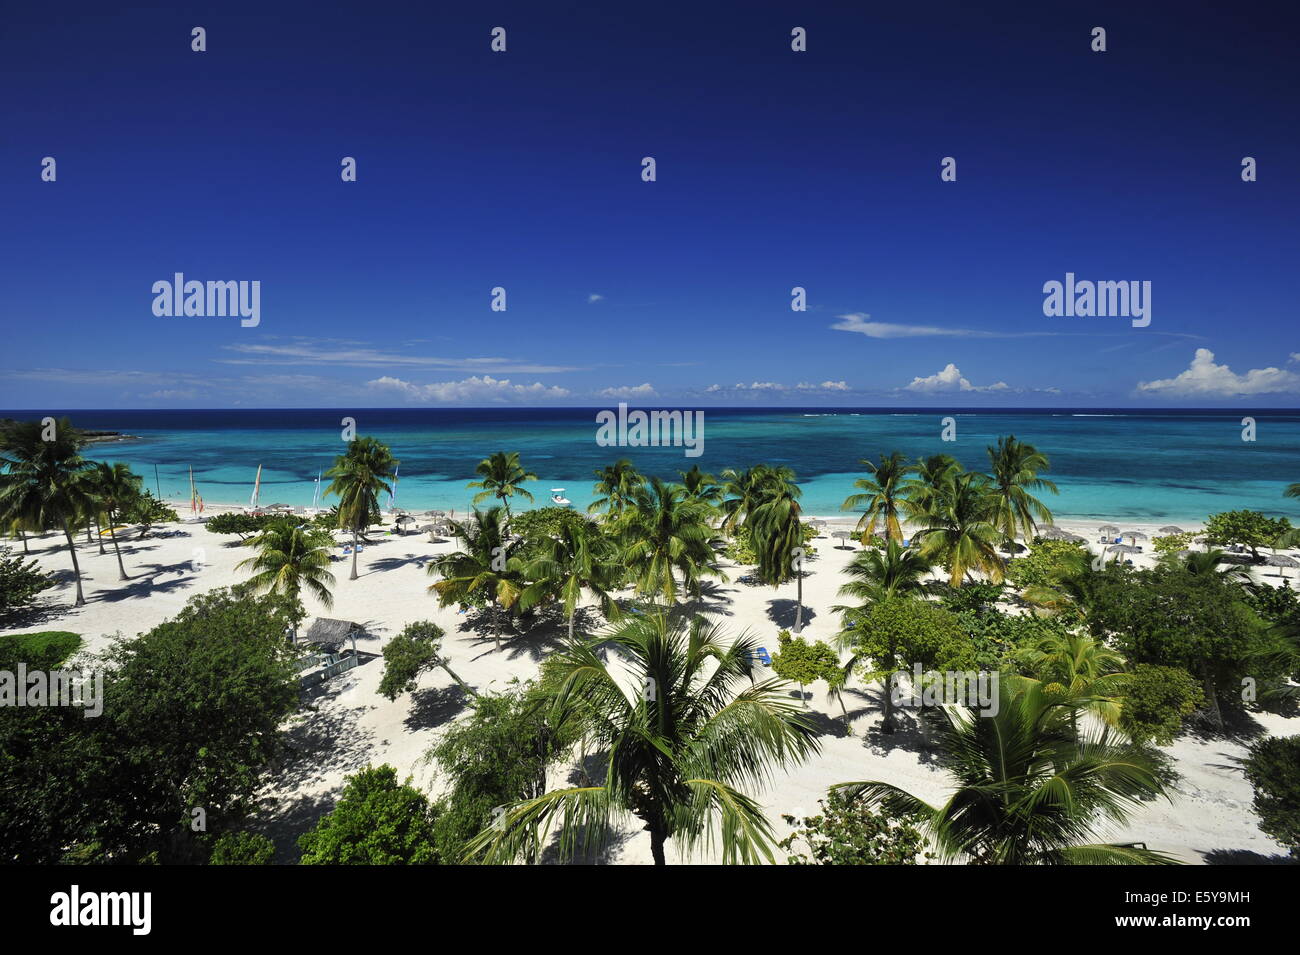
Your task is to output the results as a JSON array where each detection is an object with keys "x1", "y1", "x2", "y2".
[{"x1": 5, "y1": 503, "x2": 1297, "y2": 865}]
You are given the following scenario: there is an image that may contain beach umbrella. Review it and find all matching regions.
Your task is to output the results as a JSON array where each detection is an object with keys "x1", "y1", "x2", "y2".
[
  {"x1": 1158, "y1": 525, "x2": 1185, "y2": 535},
  {"x1": 1108, "y1": 543, "x2": 1141, "y2": 555},
  {"x1": 1121, "y1": 530, "x2": 1148, "y2": 541},
  {"x1": 1265, "y1": 554, "x2": 1299, "y2": 579},
  {"x1": 1098, "y1": 524, "x2": 1120, "y2": 535},
  {"x1": 1062, "y1": 532, "x2": 1087, "y2": 543},
  {"x1": 1038, "y1": 526, "x2": 1070, "y2": 540},
  {"x1": 832, "y1": 530, "x2": 853, "y2": 548}
]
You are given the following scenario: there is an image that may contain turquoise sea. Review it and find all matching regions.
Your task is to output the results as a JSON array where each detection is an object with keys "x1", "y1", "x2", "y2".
[{"x1": 11, "y1": 408, "x2": 1300, "y2": 523}]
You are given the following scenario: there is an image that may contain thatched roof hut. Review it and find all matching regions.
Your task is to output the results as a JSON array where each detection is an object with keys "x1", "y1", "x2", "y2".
[{"x1": 302, "y1": 617, "x2": 361, "y2": 651}]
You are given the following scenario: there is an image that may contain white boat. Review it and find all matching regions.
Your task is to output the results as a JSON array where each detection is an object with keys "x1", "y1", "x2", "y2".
[{"x1": 550, "y1": 487, "x2": 572, "y2": 507}]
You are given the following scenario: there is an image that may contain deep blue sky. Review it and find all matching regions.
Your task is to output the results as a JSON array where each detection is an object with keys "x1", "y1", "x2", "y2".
[{"x1": 2, "y1": 1, "x2": 1297, "y2": 408}]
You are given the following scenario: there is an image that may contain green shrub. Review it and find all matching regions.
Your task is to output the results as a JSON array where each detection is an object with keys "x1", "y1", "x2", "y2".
[
  {"x1": 298, "y1": 765, "x2": 441, "y2": 865},
  {"x1": 0, "y1": 630, "x2": 81, "y2": 671},
  {"x1": 780, "y1": 790, "x2": 931, "y2": 865},
  {"x1": 1242, "y1": 735, "x2": 1300, "y2": 856},
  {"x1": 1119, "y1": 664, "x2": 1204, "y2": 745},
  {"x1": 0, "y1": 552, "x2": 51, "y2": 615},
  {"x1": 210, "y1": 831, "x2": 275, "y2": 865}
]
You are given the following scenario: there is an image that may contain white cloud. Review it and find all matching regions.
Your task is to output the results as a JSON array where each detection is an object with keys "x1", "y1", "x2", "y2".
[
  {"x1": 219, "y1": 341, "x2": 579, "y2": 373},
  {"x1": 796, "y1": 380, "x2": 849, "y2": 391},
  {"x1": 367, "y1": 375, "x2": 571, "y2": 403},
  {"x1": 1137, "y1": 349, "x2": 1300, "y2": 396},
  {"x1": 905, "y1": 363, "x2": 1009, "y2": 394},
  {"x1": 588, "y1": 293, "x2": 604, "y2": 303},
  {"x1": 599, "y1": 382, "x2": 657, "y2": 398}
]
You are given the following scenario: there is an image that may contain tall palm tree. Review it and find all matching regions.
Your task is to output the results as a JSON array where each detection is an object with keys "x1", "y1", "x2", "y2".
[
  {"x1": 519, "y1": 518, "x2": 621, "y2": 640},
  {"x1": 749, "y1": 468, "x2": 807, "y2": 631},
  {"x1": 236, "y1": 518, "x2": 336, "y2": 627},
  {"x1": 465, "y1": 613, "x2": 820, "y2": 865},
  {"x1": 832, "y1": 540, "x2": 937, "y2": 732},
  {"x1": 842, "y1": 451, "x2": 913, "y2": 542},
  {"x1": 323, "y1": 436, "x2": 398, "y2": 581},
  {"x1": 468, "y1": 451, "x2": 537, "y2": 526},
  {"x1": 901, "y1": 453, "x2": 963, "y2": 524},
  {"x1": 620, "y1": 477, "x2": 723, "y2": 604},
  {"x1": 910, "y1": 471, "x2": 1005, "y2": 586},
  {"x1": 428, "y1": 507, "x2": 524, "y2": 651},
  {"x1": 86, "y1": 461, "x2": 142, "y2": 581},
  {"x1": 986, "y1": 436, "x2": 1058, "y2": 545},
  {"x1": 719, "y1": 464, "x2": 781, "y2": 536},
  {"x1": 832, "y1": 676, "x2": 1176, "y2": 865},
  {"x1": 0, "y1": 418, "x2": 94, "y2": 605},
  {"x1": 589, "y1": 459, "x2": 643, "y2": 520}
]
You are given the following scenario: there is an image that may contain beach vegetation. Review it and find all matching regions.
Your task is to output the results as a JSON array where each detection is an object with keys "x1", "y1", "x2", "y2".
[
  {"x1": 780, "y1": 790, "x2": 931, "y2": 865},
  {"x1": 236, "y1": 518, "x2": 336, "y2": 627},
  {"x1": 209, "y1": 831, "x2": 275, "y2": 865},
  {"x1": 1242, "y1": 735, "x2": 1300, "y2": 857},
  {"x1": 770, "y1": 629, "x2": 843, "y2": 708},
  {"x1": 986, "y1": 435, "x2": 1058, "y2": 546},
  {"x1": 324, "y1": 436, "x2": 398, "y2": 581},
  {"x1": 467, "y1": 450, "x2": 537, "y2": 527},
  {"x1": 298, "y1": 765, "x2": 441, "y2": 865},
  {"x1": 1118, "y1": 664, "x2": 1204, "y2": 746},
  {"x1": 589, "y1": 458, "x2": 644, "y2": 520},
  {"x1": 428, "y1": 507, "x2": 525, "y2": 651},
  {"x1": 617, "y1": 476, "x2": 723, "y2": 603},
  {"x1": 465, "y1": 613, "x2": 819, "y2": 865},
  {"x1": 1203, "y1": 509, "x2": 1292, "y2": 561},
  {"x1": 378, "y1": 620, "x2": 474, "y2": 699},
  {"x1": 0, "y1": 551, "x2": 52, "y2": 616},
  {"x1": 841, "y1": 451, "x2": 913, "y2": 543},
  {"x1": 832, "y1": 676, "x2": 1177, "y2": 865}
]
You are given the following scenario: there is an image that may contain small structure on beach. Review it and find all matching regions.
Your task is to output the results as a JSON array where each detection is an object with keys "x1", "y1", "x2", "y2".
[{"x1": 297, "y1": 618, "x2": 364, "y2": 689}]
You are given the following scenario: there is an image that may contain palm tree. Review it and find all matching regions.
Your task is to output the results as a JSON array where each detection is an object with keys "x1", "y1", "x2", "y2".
[
  {"x1": 519, "y1": 518, "x2": 621, "y2": 640},
  {"x1": 467, "y1": 451, "x2": 537, "y2": 526},
  {"x1": 588, "y1": 459, "x2": 643, "y2": 520},
  {"x1": 841, "y1": 451, "x2": 913, "y2": 542},
  {"x1": 428, "y1": 507, "x2": 523, "y2": 651},
  {"x1": 901, "y1": 453, "x2": 963, "y2": 524},
  {"x1": 1014, "y1": 631, "x2": 1129, "y2": 728},
  {"x1": 1163, "y1": 547, "x2": 1252, "y2": 584},
  {"x1": 749, "y1": 468, "x2": 807, "y2": 631},
  {"x1": 911, "y1": 471, "x2": 1005, "y2": 586},
  {"x1": 465, "y1": 613, "x2": 820, "y2": 865},
  {"x1": 86, "y1": 461, "x2": 142, "y2": 581},
  {"x1": 719, "y1": 464, "x2": 782, "y2": 536},
  {"x1": 323, "y1": 436, "x2": 398, "y2": 581},
  {"x1": 620, "y1": 477, "x2": 723, "y2": 604},
  {"x1": 986, "y1": 436, "x2": 1058, "y2": 545},
  {"x1": 832, "y1": 676, "x2": 1176, "y2": 864},
  {"x1": 0, "y1": 418, "x2": 94, "y2": 605},
  {"x1": 832, "y1": 539, "x2": 937, "y2": 732},
  {"x1": 678, "y1": 464, "x2": 722, "y2": 511},
  {"x1": 236, "y1": 518, "x2": 336, "y2": 627}
]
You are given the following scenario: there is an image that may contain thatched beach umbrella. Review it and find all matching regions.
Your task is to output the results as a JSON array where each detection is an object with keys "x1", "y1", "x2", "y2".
[
  {"x1": 1121, "y1": 530, "x2": 1147, "y2": 541},
  {"x1": 1265, "y1": 554, "x2": 1299, "y2": 579},
  {"x1": 1098, "y1": 524, "x2": 1120, "y2": 535},
  {"x1": 1159, "y1": 525, "x2": 1185, "y2": 535},
  {"x1": 832, "y1": 529, "x2": 853, "y2": 549},
  {"x1": 1108, "y1": 543, "x2": 1141, "y2": 555},
  {"x1": 1038, "y1": 526, "x2": 1070, "y2": 541},
  {"x1": 395, "y1": 514, "x2": 416, "y2": 535},
  {"x1": 1062, "y1": 532, "x2": 1087, "y2": 543}
]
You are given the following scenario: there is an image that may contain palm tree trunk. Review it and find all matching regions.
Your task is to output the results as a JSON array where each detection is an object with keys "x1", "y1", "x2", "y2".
[
  {"x1": 19, "y1": 528, "x2": 28, "y2": 554},
  {"x1": 881, "y1": 672, "x2": 895, "y2": 733},
  {"x1": 568, "y1": 609, "x2": 576, "y2": 641},
  {"x1": 94, "y1": 513, "x2": 106, "y2": 554},
  {"x1": 493, "y1": 606, "x2": 502, "y2": 651},
  {"x1": 1201, "y1": 672, "x2": 1223, "y2": 729},
  {"x1": 84, "y1": 521, "x2": 93, "y2": 545},
  {"x1": 649, "y1": 824, "x2": 668, "y2": 866},
  {"x1": 108, "y1": 521, "x2": 129, "y2": 580},
  {"x1": 350, "y1": 525, "x2": 359, "y2": 581},
  {"x1": 63, "y1": 524, "x2": 85, "y2": 606},
  {"x1": 794, "y1": 572, "x2": 804, "y2": 633}
]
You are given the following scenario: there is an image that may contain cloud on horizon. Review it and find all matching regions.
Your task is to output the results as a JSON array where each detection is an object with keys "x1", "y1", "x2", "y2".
[
  {"x1": 904, "y1": 363, "x2": 1010, "y2": 394},
  {"x1": 1136, "y1": 349, "x2": 1300, "y2": 397},
  {"x1": 367, "y1": 374, "x2": 571, "y2": 403}
]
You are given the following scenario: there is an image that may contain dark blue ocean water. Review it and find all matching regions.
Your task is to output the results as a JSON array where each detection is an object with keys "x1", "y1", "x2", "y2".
[{"x1": 8, "y1": 407, "x2": 1300, "y2": 522}]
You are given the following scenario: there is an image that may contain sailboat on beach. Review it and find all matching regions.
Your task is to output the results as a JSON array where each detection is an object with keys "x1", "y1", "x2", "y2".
[{"x1": 249, "y1": 464, "x2": 262, "y2": 511}]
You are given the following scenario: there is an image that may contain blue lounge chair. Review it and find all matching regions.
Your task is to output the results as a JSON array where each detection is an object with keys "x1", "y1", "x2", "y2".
[{"x1": 755, "y1": 647, "x2": 772, "y2": 666}]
